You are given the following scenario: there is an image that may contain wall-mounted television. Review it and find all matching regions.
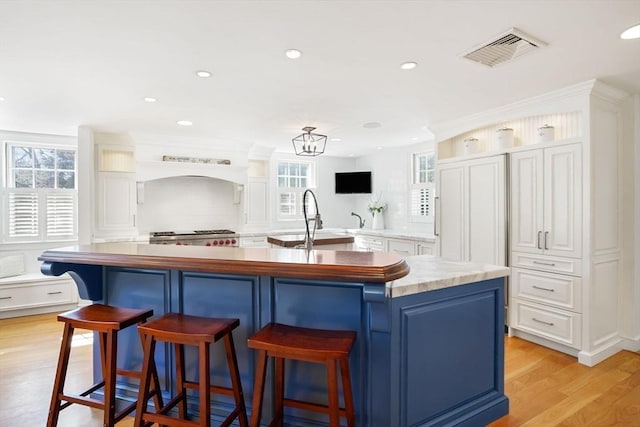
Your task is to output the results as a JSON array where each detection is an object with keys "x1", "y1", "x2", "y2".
[{"x1": 335, "y1": 171, "x2": 372, "y2": 194}]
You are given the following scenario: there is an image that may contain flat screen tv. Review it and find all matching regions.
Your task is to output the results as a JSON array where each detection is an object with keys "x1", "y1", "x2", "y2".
[{"x1": 335, "y1": 171, "x2": 372, "y2": 194}]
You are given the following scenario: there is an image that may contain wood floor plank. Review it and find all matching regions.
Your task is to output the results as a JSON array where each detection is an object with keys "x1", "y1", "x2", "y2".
[{"x1": 2, "y1": 313, "x2": 640, "y2": 426}]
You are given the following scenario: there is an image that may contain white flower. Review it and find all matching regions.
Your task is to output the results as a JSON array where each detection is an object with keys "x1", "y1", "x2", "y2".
[{"x1": 368, "y1": 193, "x2": 387, "y2": 215}]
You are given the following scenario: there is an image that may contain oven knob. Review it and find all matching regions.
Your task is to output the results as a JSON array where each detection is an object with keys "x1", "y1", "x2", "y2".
[
  {"x1": 231, "y1": 239, "x2": 236, "y2": 245},
  {"x1": 213, "y1": 240, "x2": 218, "y2": 246},
  {"x1": 176, "y1": 242, "x2": 182, "y2": 245},
  {"x1": 206, "y1": 242, "x2": 211, "y2": 246},
  {"x1": 225, "y1": 239, "x2": 231, "y2": 245}
]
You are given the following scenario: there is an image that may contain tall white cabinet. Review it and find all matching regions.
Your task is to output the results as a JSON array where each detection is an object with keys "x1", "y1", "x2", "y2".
[
  {"x1": 436, "y1": 154, "x2": 506, "y2": 266},
  {"x1": 431, "y1": 79, "x2": 637, "y2": 366}
]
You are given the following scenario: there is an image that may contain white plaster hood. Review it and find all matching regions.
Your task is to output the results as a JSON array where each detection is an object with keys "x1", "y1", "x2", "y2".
[{"x1": 136, "y1": 160, "x2": 248, "y2": 185}]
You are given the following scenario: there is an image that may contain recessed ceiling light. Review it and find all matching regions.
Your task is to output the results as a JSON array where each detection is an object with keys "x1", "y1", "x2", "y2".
[
  {"x1": 621, "y1": 23, "x2": 640, "y2": 39},
  {"x1": 377, "y1": 146, "x2": 383, "y2": 150},
  {"x1": 144, "y1": 97, "x2": 157, "y2": 103},
  {"x1": 0, "y1": 96, "x2": 5, "y2": 102},
  {"x1": 177, "y1": 120, "x2": 193, "y2": 126},
  {"x1": 285, "y1": 49, "x2": 302, "y2": 59},
  {"x1": 363, "y1": 122, "x2": 382, "y2": 129},
  {"x1": 195, "y1": 70, "x2": 212, "y2": 78},
  {"x1": 330, "y1": 138, "x2": 342, "y2": 142},
  {"x1": 400, "y1": 61, "x2": 418, "y2": 70}
]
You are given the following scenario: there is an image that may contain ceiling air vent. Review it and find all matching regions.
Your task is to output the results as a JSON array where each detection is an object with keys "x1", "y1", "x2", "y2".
[{"x1": 463, "y1": 28, "x2": 547, "y2": 67}]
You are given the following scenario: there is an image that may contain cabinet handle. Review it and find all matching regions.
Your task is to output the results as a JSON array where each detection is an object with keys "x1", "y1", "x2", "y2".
[
  {"x1": 544, "y1": 232, "x2": 549, "y2": 250},
  {"x1": 532, "y1": 285, "x2": 555, "y2": 292},
  {"x1": 0, "y1": 296, "x2": 12, "y2": 300},
  {"x1": 47, "y1": 291, "x2": 63, "y2": 295},
  {"x1": 537, "y1": 231, "x2": 542, "y2": 250},
  {"x1": 532, "y1": 318, "x2": 554, "y2": 326},
  {"x1": 532, "y1": 260, "x2": 556, "y2": 267},
  {"x1": 433, "y1": 196, "x2": 440, "y2": 237}
]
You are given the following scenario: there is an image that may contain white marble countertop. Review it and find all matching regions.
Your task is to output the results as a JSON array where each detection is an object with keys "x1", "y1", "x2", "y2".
[{"x1": 387, "y1": 255, "x2": 510, "y2": 298}]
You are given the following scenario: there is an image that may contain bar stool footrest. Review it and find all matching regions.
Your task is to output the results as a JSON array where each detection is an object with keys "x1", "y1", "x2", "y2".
[{"x1": 283, "y1": 397, "x2": 347, "y2": 416}]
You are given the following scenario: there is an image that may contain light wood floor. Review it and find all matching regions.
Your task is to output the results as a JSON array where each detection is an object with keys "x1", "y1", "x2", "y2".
[{"x1": 1, "y1": 313, "x2": 639, "y2": 426}]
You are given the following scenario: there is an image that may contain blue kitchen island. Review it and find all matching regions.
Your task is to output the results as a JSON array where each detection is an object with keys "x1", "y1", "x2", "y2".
[{"x1": 39, "y1": 243, "x2": 509, "y2": 426}]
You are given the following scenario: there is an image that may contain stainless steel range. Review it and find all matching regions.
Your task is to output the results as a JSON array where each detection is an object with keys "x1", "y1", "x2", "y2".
[{"x1": 149, "y1": 230, "x2": 238, "y2": 247}]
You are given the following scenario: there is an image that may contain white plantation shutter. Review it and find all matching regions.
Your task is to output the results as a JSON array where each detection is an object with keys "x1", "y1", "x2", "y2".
[
  {"x1": 4, "y1": 189, "x2": 77, "y2": 242},
  {"x1": 7, "y1": 190, "x2": 39, "y2": 239},
  {"x1": 411, "y1": 187, "x2": 431, "y2": 217},
  {"x1": 46, "y1": 191, "x2": 76, "y2": 239}
]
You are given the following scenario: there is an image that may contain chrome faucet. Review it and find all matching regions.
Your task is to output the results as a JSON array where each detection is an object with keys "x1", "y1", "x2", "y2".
[
  {"x1": 302, "y1": 189, "x2": 323, "y2": 250},
  {"x1": 351, "y1": 212, "x2": 365, "y2": 229}
]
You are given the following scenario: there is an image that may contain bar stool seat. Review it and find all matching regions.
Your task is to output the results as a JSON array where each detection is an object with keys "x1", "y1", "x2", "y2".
[
  {"x1": 248, "y1": 322, "x2": 356, "y2": 427},
  {"x1": 47, "y1": 304, "x2": 162, "y2": 427},
  {"x1": 135, "y1": 312, "x2": 248, "y2": 427}
]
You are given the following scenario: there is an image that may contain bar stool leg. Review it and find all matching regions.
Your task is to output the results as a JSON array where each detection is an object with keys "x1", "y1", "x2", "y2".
[
  {"x1": 47, "y1": 323, "x2": 74, "y2": 427},
  {"x1": 134, "y1": 332, "x2": 156, "y2": 427},
  {"x1": 326, "y1": 359, "x2": 340, "y2": 427},
  {"x1": 273, "y1": 357, "x2": 285, "y2": 427},
  {"x1": 198, "y1": 341, "x2": 211, "y2": 427},
  {"x1": 249, "y1": 350, "x2": 268, "y2": 427},
  {"x1": 224, "y1": 334, "x2": 248, "y2": 427},
  {"x1": 102, "y1": 330, "x2": 118, "y2": 427},
  {"x1": 340, "y1": 356, "x2": 356, "y2": 427},
  {"x1": 175, "y1": 343, "x2": 189, "y2": 420}
]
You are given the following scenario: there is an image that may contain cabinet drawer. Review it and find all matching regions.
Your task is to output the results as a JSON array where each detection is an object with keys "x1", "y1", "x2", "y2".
[
  {"x1": 354, "y1": 236, "x2": 385, "y2": 252},
  {"x1": 239, "y1": 236, "x2": 269, "y2": 247},
  {"x1": 0, "y1": 281, "x2": 76, "y2": 310},
  {"x1": 417, "y1": 242, "x2": 435, "y2": 255},
  {"x1": 386, "y1": 239, "x2": 416, "y2": 256},
  {"x1": 511, "y1": 299, "x2": 581, "y2": 348},
  {"x1": 511, "y1": 268, "x2": 581, "y2": 312},
  {"x1": 511, "y1": 252, "x2": 582, "y2": 276}
]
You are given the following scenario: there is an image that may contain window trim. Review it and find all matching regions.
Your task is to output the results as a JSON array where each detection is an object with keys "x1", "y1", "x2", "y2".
[
  {"x1": 275, "y1": 159, "x2": 316, "y2": 221},
  {"x1": 2, "y1": 137, "x2": 78, "y2": 244}
]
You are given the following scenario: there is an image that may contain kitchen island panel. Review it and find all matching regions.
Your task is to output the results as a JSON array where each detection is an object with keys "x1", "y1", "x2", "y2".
[{"x1": 271, "y1": 278, "x2": 367, "y2": 425}]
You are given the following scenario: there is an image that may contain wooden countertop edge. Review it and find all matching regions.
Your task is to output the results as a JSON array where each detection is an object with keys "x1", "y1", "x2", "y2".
[{"x1": 39, "y1": 250, "x2": 409, "y2": 283}]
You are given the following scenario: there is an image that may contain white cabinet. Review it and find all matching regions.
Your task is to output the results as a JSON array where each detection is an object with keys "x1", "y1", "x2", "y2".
[
  {"x1": 96, "y1": 172, "x2": 137, "y2": 235},
  {"x1": 0, "y1": 276, "x2": 78, "y2": 319},
  {"x1": 245, "y1": 177, "x2": 268, "y2": 227},
  {"x1": 436, "y1": 155, "x2": 506, "y2": 266},
  {"x1": 510, "y1": 143, "x2": 582, "y2": 259},
  {"x1": 239, "y1": 235, "x2": 269, "y2": 248},
  {"x1": 417, "y1": 241, "x2": 435, "y2": 255},
  {"x1": 94, "y1": 145, "x2": 137, "y2": 239},
  {"x1": 353, "y1": 235, "x2": 385, "y2": 252},
  {"x1": 386, "y1": 239, "x2": 416, "y2": 256}
]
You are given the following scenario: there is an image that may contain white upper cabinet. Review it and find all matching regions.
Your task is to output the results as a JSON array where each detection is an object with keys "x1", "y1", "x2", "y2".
[{"x1": 510, "y1": 143, "x2": 582, "y2": 259}]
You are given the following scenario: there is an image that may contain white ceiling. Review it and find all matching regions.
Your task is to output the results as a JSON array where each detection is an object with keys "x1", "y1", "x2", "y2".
[{"x1": 1, "y1": 0, "x2": 639, "y2": 157}]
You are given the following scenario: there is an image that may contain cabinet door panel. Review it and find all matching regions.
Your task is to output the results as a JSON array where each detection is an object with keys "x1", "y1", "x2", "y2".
[
  {"x1": 544, "y1": 144, "x2": 582, "y2": 258},
  {"x1": 510, "y1": 150, "x2": 544, "y2": 254},
  {"x1": 467, "y1": 157, "x2": 506, "y2": 265},
  {"x1": 437, "y1": 166, "x2": 464, "y2": 261},
  {"x1": 97, "y1": 172, "x2": 136, "y2": 231}
]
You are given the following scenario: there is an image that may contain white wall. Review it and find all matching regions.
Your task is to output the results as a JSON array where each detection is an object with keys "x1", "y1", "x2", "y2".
[
  {"x1": 353, "y1": 141, "x2": 435, "y2": 233},
  {"x1": 268, "y1": 152, "x2": 357, "y2": 230},
  {"x1": 136, "y1": 176, "x2": 239, "y2": 233}
]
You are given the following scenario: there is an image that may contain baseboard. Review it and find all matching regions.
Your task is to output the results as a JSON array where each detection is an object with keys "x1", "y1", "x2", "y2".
[{"x1": 619, "y1": 335, "x2": 640, "y2": 353}]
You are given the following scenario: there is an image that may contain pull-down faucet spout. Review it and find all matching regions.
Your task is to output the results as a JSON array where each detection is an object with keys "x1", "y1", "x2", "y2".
[
  {"x1": 302, "y1": 189, "x2": 323, "y2": 250},
  {"x1": 351, "y1": 212, "x2": 365, "y2": 229}
]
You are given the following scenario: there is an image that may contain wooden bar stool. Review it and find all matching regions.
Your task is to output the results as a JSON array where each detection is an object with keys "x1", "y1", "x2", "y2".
[
  {"x1": 47, "y1": 304, "x2": 163, "y2": 427},
  {"x1": 248, "y1": 323, "x2": 356, "y2": 427},
  {"x1": 134, "y1": 312, "x2": 248, "y2": 427}
]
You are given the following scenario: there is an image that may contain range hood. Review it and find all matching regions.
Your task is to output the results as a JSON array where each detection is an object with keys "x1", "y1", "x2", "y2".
[{"x1": 136, "y1": 160, "x2": 248, "y2": 185}]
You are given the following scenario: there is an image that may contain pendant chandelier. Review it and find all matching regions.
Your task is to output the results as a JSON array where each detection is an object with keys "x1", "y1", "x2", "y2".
[{"x1": 292, "y1": 126, "x2": 327, "y2": 156}]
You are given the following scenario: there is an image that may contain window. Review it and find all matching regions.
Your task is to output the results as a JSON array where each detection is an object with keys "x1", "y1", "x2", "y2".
[
  {"x1": 410, "y1": 151, "x2": 435, "y2": 222},
  {"x1": 276, "y1": 160, "x2": 315, "y2": 220},
  {"x1": 3, "y1": 143, "x2": 77, "y2": 243}
]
